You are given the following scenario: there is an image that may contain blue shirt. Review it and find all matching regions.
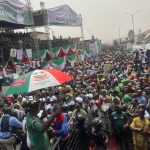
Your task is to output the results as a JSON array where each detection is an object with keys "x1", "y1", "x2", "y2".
[
  {"x1": 0, "y1": 115, "x2": 22, "y2": 139},
  {"x1": 137, "y1": 96, "x2": 147, "y2": 105},
  {"x1": 53, "y1": 113, "x2": 68, "y2": 139}
]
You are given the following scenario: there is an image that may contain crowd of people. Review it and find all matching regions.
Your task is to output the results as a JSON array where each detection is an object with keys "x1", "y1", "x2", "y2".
[
  {"x1": 0, "y1": 31, "x2": 74, "y2": 62},
  {"x1": 0, "y1": 32, "x2": 34, "y2": 61},
  {"x1": 0, "y1": 48, "x2": 149, "y2": 150}
]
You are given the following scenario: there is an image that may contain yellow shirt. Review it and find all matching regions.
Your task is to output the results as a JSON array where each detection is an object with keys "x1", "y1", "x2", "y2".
[{"x1": 130, "y1": 117, "x2": 150, "y2": 149}]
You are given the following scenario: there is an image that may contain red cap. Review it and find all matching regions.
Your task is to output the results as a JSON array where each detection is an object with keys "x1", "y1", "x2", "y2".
[{"x1": 5, "y1": 97, "x2": 12, "y2": 102}]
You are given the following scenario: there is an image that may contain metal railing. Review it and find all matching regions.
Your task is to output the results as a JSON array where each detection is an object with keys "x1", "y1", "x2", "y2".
[{"x1": 52, "y1": 109, "x2": 77, "y2": 150}]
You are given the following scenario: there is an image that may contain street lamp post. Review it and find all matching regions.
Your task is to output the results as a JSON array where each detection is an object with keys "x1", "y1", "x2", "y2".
[
  {"x1": 119, "y1": 26, "x2": 121, "y2": 46},
  {"x1": 125, "y1": 10, "x2": 140, "y2": 42},
  {"x1": 86, "y1": 28, "x2": 93, "y2": 37},
  {"x1": 25, "y1": 0, "x2": 39, "y2": 52},
  {"x1": 48, "y1": 27, "x2": 54, "y2": 39}
]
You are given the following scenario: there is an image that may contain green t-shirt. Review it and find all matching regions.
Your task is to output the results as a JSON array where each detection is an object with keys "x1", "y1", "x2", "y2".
[
  {"x1": 123, "y1": 94, "x2": 131, "y2": 103},
  {"x1": 26, "y1": 114, "x2": 51, "y2": 150},
  {"x1": 111, "y1": 111, "x2": 127, "y2": 132},
  {"x1": 77, "y1": 109, "x2": 87, "y2": 119},
  {"x1": 114, "y1": 86, "x2": 121, "y2": 94}
]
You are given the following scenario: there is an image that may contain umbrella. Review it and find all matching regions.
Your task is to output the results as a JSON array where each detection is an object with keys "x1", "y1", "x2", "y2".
[{"x1": 5, "y1": 69, "x2": 73, "y2": 96}]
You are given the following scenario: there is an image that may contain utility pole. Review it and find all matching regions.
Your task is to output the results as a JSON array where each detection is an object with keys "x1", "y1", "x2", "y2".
[
  {"x1": 25, "y1": 0, "x2": 39, "y2": 53},
  {"x1": 86, "y1": 28, "x2": 93, "y2": 40},
  {"x1": 79, "y1": 14, "x2": 84, "y2": 41},
  {"x1": 125, "y1": 10, "x2": 140, "y2": 43},
  {"x1": 119, "y1": 26, "x2": 121, "y2": 46},
  {"x1": 40, "y1": 2, "x2": 52, "y2": 49}
]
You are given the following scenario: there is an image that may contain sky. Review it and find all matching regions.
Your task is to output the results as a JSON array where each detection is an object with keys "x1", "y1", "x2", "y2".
[{"x1": 21, "y1": 0, "x2": 150, "y2": 44}]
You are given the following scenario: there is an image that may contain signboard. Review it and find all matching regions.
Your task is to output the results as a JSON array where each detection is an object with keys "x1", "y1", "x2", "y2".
[
  {"x1": 16, "y1": 65, "x2": 21, "y2": 74},
  {"x1": 128, "y1": 30, "x2": 134, "y2": 41},
  {"x1": 26, "y1": 49, "x2": 32, "y2": 58},
  {"x1": 10, "y1": 49, "x2": 16, "y2": 57},
  {"x1": 87, "y1": 69, "x2": 97, "y2": 75},
  {"x1": 17, "y1": 49, "x2": 23, "y2": 60}
]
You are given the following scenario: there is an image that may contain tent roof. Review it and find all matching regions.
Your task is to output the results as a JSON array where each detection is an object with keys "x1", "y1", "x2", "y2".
[
  {"x1": 0, "y1": 0, "x2": 32, "y2": 29},
  {"x1": 0, "y1": 0, "x2": 25, "y2": 8}
]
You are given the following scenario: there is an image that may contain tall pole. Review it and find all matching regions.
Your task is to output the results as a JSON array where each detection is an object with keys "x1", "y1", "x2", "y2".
[
  {"x1": 40, "y1": 2, "x2": 52, "y2": 49},
  {"x1": 119, "y1": 26, "x2": 121, "y2": 46},
  {"x1": 86, "y1": 28, "x2": 93, "y2": 38},
  {"x1": 125, "y1": 10, "x2": 140, "y2": 43},
  {"x1": 48, "y1": 27, "x2": 54, "y2": 40},
  {"x1": 25, "y1": 0, "x2": 39, "y2": 53},
  {"x1": 80, "y1": 24, "x2": 84, "y2": 41},
  {"x1": 131, "y1": 14, "x2": 135, "y2": 33},
  {"x1": 79, "y1": 14, "x2": 84, "y2": 41}
]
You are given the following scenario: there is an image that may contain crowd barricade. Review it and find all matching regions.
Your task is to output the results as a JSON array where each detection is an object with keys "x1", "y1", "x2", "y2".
[{"x1": 52, "y1": 109, "x2": 81, "y2": 150}]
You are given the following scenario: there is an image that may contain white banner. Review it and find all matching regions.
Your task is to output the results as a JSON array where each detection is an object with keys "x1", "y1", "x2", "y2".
[
  {"x1": 10, "y1": 49, "x2": 17, "y2": 57},
  {"x1": 0, "y1": 0, "x2": 33, "y2": 25},
  {"x1": 87, "y1": 69, "x2": 97, "y2": 75},
  {"x1": 17, "y1": 49, "x2": 23, "y2": 60},
  {"x1": 16, "y1": 65, "x2": 21, "y2": 74},
  {"x1": 13, "y1": 73, "x2": 19, "y2": 79},
  {"x1": 47, "y1": 5, "x2": 82, "y2": 26},
  {"x1": 2, "y1": 86, "x2": 9, "y2": 95},
  {"x1": 26, "y1": 49, "x2": 32, "y2": 58}
]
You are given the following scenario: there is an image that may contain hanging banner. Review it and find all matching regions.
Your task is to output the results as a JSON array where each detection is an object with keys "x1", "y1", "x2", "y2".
[
  {"x1": 47, "y1": 5, "x2": 82, "y2": 26},
  {"x1": 26, "y1": 49, "x2": 32, "y2": 58},
  {"x1": 67, "y1": 53, "x2": 76, "y2": 68},
  {"x1": 85, "y1": 48, "x2": 91, "y2": 58},
  {"x1": 10, "y1": 48, "x2": 17, "y2": 57},
  {"x1": 0, "y1": 0, "x2": 33, "y2": 25},
  {"x1": 52, "y1": 57, "x2": 66, "y2": 70},
  {"x1": 17, "y1": 49, "x2": 23, "y2": 60}
]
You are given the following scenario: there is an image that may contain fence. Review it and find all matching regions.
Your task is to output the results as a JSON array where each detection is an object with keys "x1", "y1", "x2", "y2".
[{"x1": 52, "y1": 109, "x2": 81, "y2": 150}]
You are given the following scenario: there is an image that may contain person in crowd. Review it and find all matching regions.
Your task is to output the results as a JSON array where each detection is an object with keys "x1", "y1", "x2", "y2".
[
  {"x1": 26, "y1": 99, "x2": 58, "y2": 150},
  {"x1": 75, "y1": 102, "x2": 87, "y2": 120},
  {"x1": 110, "y1": 105, "x2": 129, "y2": 150},
  {"x1": 137, "y1": 90, "x2": 147, "y2": 105},
  {"x1": 0, "y1": 105, "x2": 23, "y2": 150},
  {"x1": 51, "y1": 104, "x2": 69, "y2": 150},
  {"x1": 130, "y1": 104, "x2": 150, "y2": 150},
  {"x1": 91, "y1": 117, "x2": 108, "y2": 150},
  {"x1": 0, "y1": 47, "x2": 150, "y2": 150}
]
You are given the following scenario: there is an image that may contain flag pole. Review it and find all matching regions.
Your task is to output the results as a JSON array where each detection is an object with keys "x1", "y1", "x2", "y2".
[
  {"x1": 4, "y1": 57, "x2": 10, "y2": 69},
  {"x1": 25, "y1": 0, "x2": 39, "y2": 56},
  {"x1": 80, "y1": 14, "x2": 84, "y2": 41}
]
